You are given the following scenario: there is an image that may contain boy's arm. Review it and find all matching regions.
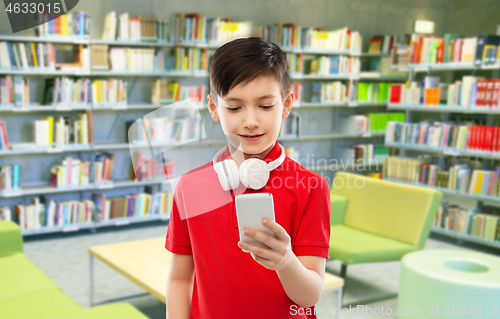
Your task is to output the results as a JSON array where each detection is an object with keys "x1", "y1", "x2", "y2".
[
  {"x1": 166, "y1": 253, "x2": 195, "y2": 319},
  {"x1": 276, "y1": 255, "x2": 325, "y2": 308},
  {"x1": 238, "y1": 220, "x2": 327, "y2": 308}
]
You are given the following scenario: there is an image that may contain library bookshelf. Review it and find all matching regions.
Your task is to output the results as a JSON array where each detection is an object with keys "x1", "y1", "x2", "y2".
[
  {"x1": 0, "y1": 32, "x2": 392, "y2": 237},
  {"x1": 385, "y1": 50, "x2": 500, "y2": 249}
]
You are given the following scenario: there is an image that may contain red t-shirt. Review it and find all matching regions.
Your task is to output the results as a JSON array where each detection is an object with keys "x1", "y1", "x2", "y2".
[{"x1": 165, "y1": 141, "x2": 331, "y2": 318}]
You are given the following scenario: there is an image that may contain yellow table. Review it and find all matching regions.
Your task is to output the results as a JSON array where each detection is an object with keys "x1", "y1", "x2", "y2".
[{"x1": 88, "y1": 237, "x2": 344, "y2": 308}]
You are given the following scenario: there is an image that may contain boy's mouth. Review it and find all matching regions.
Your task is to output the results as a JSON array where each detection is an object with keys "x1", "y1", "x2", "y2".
[
  {"x1": 239, "y1": 134, "x2": 264, "y2": 138},
  {"x1": 238, "y1": 133, "x2": 265, "y2": 141}
]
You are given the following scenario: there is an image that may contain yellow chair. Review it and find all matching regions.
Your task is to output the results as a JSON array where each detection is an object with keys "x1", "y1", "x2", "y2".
[{"x1": 328, "y1": 172, "x2": 442, "y2": 305}]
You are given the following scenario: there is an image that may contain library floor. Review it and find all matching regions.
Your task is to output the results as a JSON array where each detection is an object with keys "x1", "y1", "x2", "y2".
[{"x1": 24, "y1": 222, "x2": 500, "y2": 319}]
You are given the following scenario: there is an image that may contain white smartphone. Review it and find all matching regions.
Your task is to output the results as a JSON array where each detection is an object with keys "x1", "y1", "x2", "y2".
[{"x1": 235, "y1": 193, "x2": 276, "y2": 253}]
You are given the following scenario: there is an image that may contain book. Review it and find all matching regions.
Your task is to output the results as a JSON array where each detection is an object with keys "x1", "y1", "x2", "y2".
[
  {"x1": 102, "y1": 11, "x2": 117, "y2": 40},
  {"x1": 474, "y1": 35, "x2": 500, "y2": 65}
]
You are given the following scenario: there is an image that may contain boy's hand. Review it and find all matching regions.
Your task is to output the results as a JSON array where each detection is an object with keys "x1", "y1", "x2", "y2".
[{"x1": 237, "y1": 218, "x2": 294, "y2": 271}]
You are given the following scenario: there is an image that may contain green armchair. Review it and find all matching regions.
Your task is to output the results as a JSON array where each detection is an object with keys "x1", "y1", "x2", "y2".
[
  {"x1": 0, "y1": 221, "x2": 148, "y2": 319},
  {"x1": 327, "y1": 172, "x2": 442, "y2": 304}
]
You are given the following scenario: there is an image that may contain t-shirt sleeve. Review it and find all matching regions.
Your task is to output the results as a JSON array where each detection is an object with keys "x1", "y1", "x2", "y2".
[
  {"x1": 292, "y1": 176, "x2": 331, "y2": 258},
  {"x1": 165, "y1": 183, "x2": 193, "y2": 255}
]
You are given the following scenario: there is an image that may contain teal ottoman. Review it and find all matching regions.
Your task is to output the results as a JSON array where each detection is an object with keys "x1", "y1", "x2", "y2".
[{"x1": 397, "y1": 249, "x2": 500, "y2": 318}]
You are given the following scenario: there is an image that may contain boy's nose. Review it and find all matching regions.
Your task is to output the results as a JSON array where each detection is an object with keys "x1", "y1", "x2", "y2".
[{"x1": 243, "y1": 113, "x2": 259, "y2": 129}]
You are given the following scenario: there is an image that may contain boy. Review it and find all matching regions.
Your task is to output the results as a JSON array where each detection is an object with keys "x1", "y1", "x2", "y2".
[{"x1": 165, "y1": 37, "x2": 331, "y2": 318}]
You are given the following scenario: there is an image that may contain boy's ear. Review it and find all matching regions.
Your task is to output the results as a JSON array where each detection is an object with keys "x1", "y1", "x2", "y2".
[
  {"x1": 282, "y1": 91, "x2": 293, "y2": 119},
  {"x1": 207, "y1": 94, "x2": 220, "y2": 122}
]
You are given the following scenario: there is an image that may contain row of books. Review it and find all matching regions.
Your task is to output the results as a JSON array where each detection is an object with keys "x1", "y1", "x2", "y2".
[
  {"x1": 279, "y1": 114, "x2": 300, "y2": 137},
  {"x1": 1, "y1": 76, "x2": 120, "y2": 107},
  {"x1": 103, "y1": 12, "x2": 161, "y2": 42},
  {"x1": 0, "y1": 119, "x2": 8, "y2": 149},
  {"x1": 8, "y1": 198, "x2": 94, "y2": 230},
  {"x1": 435, "y1": 203, "x2": 500, "y2": 242},
  {"x1": 152, "y1": 79, "x2": 175, "y2": 105},
  {"x1": 190, "y1": 17, "x2": 251, "y2": 44},
  {"x1": 0, "y1": 42, "x2": 90, "y2": 71},
  {"x1": 102, "y1": 11, "x2": 252, "y2": 44},
  {"x1": 367, "y1": 34, "x2": 410, "y2": 54},
  {"x1": 1, "y1": 76, "x2": 125, "y2": 107},
  {"x1": 252, "y1": 25, "x2": 362, "y2": 52},
  {"x1": 33, "y1": 113, "x2": 92, "y2": 147},
  {"x1": 153, "y1": 81, "x2": 206, "y2": 104},
  {"x1": 0, "y1": 119, "x2": 10, "y2": 150},
  {"x1": 391, "y1": 44, "x2": 410, "y2": 68},
  {"x1": 0, "y1": 42, "x2": 57, "y2": 69},
  {"x1": 0, "y1": 165, "x2": 20, "y2": 190},
  {"x1": 93, "y1": 191, "x2": 172, "y2": 222},
  {"x1": 287, "y1": 53, "x2": 303, "y2": 74},
  {"x1": 387, "y1": 156, "x2": 500, "y2": 200},
  {"x1": 0, "y1": 77, "x2": 208, "y2": 108},
  {"x1": 1, "y1": 153, "x2": 172, "y2": 192},
  {"x1": 386, "y1": 121, "x2": 500, "y2": 153},
  {"x1": 383, "y1": 156, "x2": 473, "y2": 194},
  {"x1": 385, "y1": 121, "x2": 468, "y2": 150},
  {"x1": 311, "y1": 81, "x2": 347, "y2": 103},
  {"x1": 108, "y1": 47, "x2": 154, "y2": 71},
  {"x1": 388, "y1": 76, "x2": 499, "y2": 107},
  {"x1": 356, "y1": 82, "x2": 392, "y2": 104},
  {"x1": 340, "y1": 112, "x2": 405, "y2": 135},
  {"x1": 43, "y1": 77, "x2": 91, "y2": 105},
  {"x1": 91, "y1": 45, "x2": 209, "y2": 72},
  {"x1": 127, "y1": 114, "x2": 203, "y2": 144},
  {"x1": 102, "y1": 12, "x2": 363, "y2": 51},
  {"x1": 0, "y1": 76, "x2": 29, "y2": 106},
  {"x1": 50, "y1": 154, "x2": 114, "y2": 188},
  {"x1": 353, "y1": 143, "x2": 391, "y2": 164},
  {"x1": 354, "y1": 144, "x2": 375, "y2": 163},
  {"x1": 130, "y1": 152, "x2": 175, "y2": 181},
  {"x1": 391, "y1": 34, "x2": 500, "y2": 66},
  {"x1": 0, "y1": 191, "x2": 172, "y2": 230},
  {"x1": 91, "y1": 79, "x2": 128, "y2": 105},
  {"x1": 152, "y1": 80, "x2": 205, "y2": 104},
  {"x1": 308, "y1": 56, "x2": 360, "y2": 75},
  {"x1": 474, "y1": 80, "x2": 500, "y2": 108},
  {"x1": 37, "y1": 12, "x2": 91, "y2": 38}
]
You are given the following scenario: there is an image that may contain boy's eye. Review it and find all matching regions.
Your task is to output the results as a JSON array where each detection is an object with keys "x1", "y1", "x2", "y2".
[{"x1": 225, "y1": 105, "x2": 274, "y2": 111}]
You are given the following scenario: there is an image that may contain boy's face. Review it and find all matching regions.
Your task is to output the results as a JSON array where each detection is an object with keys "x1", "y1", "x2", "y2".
[{"x1": 208, "y1": 75, "x2": 293, "y2": 156}]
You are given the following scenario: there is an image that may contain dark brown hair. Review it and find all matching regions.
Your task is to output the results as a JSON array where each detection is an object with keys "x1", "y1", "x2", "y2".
[{"x1": 209, "y1": 37, "x2": 290, "y2": 102}]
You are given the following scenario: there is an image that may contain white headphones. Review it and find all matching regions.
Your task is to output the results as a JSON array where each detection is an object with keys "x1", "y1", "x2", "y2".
[{"x1": 213, "y1": 144, "x2": 286, "y2": 191}]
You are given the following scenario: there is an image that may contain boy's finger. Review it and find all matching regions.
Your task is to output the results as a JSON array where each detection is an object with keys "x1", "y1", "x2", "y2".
[
  {"x1": 245, "y1": 228, "x2": 281, "y2": 251},
  {"x1": 238, "y1": 241, "x2": 273, "y2": 259},
  {"x1": 262, "y1": 219, "x2": 288, "y2": 241}
]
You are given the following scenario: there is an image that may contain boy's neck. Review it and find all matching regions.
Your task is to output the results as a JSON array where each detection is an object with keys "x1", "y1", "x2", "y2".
[{"x1": 228, "y1": 142, "x2": 275, "y2": 168}]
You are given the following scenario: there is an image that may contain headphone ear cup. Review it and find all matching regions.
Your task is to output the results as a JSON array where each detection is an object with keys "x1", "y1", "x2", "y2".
[
  {"x1": 220, "y1": 160, "x2": 239, "y2": 190},
  {"x1": 239, "y1": 159, "x2": 269, "y2": 190},
  {"x1": 214, "y1": 162, "x2": 229, "y2": 191}
]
